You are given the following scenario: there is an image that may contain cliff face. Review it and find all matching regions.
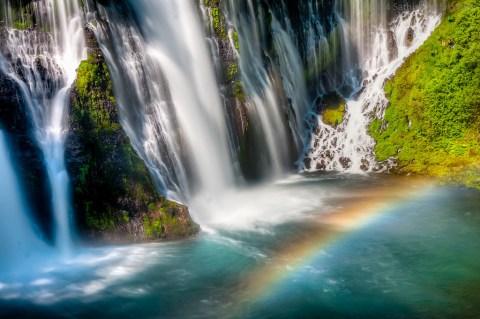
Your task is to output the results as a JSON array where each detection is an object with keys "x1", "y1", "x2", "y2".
[
  {"x1": 370, "y1": 0, "x2": 480, "y2": 188},
  {"x1": 65, "y1": 28, "x2": 199, "y2": 244}
]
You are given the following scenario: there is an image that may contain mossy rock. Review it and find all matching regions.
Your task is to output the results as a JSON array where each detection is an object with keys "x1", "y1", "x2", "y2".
[
  {"x1": 321, "y1": 93, "x2": 346, "y2": 127},
  {"x1": 66, "y1": 27, "x2": 199, "y2": 243}
]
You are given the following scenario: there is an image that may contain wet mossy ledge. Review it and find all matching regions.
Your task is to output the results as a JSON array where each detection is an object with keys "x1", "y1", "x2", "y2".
[
  {"x1": 370, "y1": 0, "x2": 480, "y2": 189},
  {"x1": 321, "y1": 94, "x2": 346, "y2": 128},
  {"x1": 66, "y1": 28, "x2": 199, "y2": 244}
]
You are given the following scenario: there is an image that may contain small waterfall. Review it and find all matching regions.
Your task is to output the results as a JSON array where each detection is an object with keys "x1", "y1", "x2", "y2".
[
  {"x1": 0, "y1": 130, "x2": 46, "y2": 274},
  {"x1": 0, "y1": 0, "x2": 85, "y2": 253},
  {"x1": 223, "y1": 0, "x2": 311, "y2": 178},
  {"x1": 301, "y1": 1, "x2": 443, "y2": 173}
]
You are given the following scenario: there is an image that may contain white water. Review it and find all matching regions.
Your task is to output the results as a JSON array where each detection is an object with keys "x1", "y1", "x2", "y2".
[
  {"x1": 301, "y1": 1, "x2": 443, "y2": 173},
  {"x1": 0, "y1": 0, "x2": 85, "y2": 254},
  {"x1": 223, "y1": 0, "x2": 309, "y2": 178},
  {"x1": 0, "y1": 130, "x2": 47, "y2": 275},
  {"x1": 85, "y1": 0, "x2": 445, "y2": 227},
  {"x1": 89, "y1": 1, "x2": 237, "y2": 202}
]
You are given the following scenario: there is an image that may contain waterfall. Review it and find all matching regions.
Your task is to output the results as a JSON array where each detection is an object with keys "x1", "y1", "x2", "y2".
[
  {"x1": 222, "y1": 0, "x2": 311, "y2": 178},
  {"x1": 0, "y1": 130, "x2": 47, "y2": 275},
  {"x1": 301, "y1": 0, "x2": 444, "y2": 173},
  {"x1": 0, "y1": 0, "x2": 85, "y2": 253},
  {"x1": 88, "y1": 1, "x2": 237, "y2": 202},
  {"x1": 84, "y1": 0, "x2": 445, "y2": 206}
]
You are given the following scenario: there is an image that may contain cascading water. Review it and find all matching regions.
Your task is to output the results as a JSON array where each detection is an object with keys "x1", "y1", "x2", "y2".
[
  {"x1": 87, "y1": 1, "x2": 236, "y2": 202},
  {"x1": 83, "y1": 0, "x2": 445, "y2": 222},
  {"x1": 0, "y1": 0, "x2": 85, "y2": 253},
  {"x1": 0, "y1": 130, "x2": 46, "y2": 274},
  {"x1": 222, "y1": 0, "x2": 313, "y2": 178},
  {"x1": 301, "y1": 0, "x2": 444, "y2": 173}
]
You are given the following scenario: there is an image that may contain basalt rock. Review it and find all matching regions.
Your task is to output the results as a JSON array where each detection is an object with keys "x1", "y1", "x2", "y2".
[{"x1": 65, "y1": 27, "x2": 199, "y2": 244}]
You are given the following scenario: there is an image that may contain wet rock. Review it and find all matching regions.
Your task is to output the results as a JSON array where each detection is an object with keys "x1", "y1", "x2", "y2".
[
  {"x1": 331, "y1": 137, "x2": 338, "y2": 148},
  {"x1": 303, "y1": 157, "x2": 312, "y2": 170},
  {"x1": 360, "y1": 159, "x2": 370, "y2": 172},
  {"x1": 406, "y1": 27, "x2": 415, "y2": 46},
  {"x1": 316, "y1": 160, "x2": 326, "y2": 170},
  {"x1": 387, "y1": 30, "x2": 398, "y2": 61},
  {"x1": 339, "y1": 157, "x2": 352, "y2": 169}
]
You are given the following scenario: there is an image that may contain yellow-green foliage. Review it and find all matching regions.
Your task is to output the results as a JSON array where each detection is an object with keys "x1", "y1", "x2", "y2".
[
  {"x1": 232, "y1": 30, "x2": 240, "y2": 51},
  {"x1": 143, "y1": 200, "x2": 196, "y2": 240},
  {"x1": 203, "y1": 0, "x2": 227, "y2": 39},
  {"x1": 75, "y1": 54, "x2": 116, "y2": 128},
  {"x1": 322, "y1": 102, "x2": 345, "y2": 127},
  {"x1": 322, "y1": 94, "x2": 346, "y2": 127},
  {"x1": 370, "y1": 0, "x2": 480, "y2": 187}
]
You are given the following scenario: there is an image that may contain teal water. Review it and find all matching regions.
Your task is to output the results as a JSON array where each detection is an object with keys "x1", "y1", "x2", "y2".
[{"x1": 1, "y1": 174, "x2": 479, "y2": 318}]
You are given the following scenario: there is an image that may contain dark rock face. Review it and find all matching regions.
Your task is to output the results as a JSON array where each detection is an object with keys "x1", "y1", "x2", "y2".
[
  {"x1": 65, "y1": 28, "x2": 199, "y2": 244},
  {"x1": 0, "y1": 69, "x2": 53, "y2": 242},
  {"x1": 387, "y1": 30, "x2": 398, "y2": 61},
  {"x1": 405, "y1": 27, "x2": 415, "y2": 46}
]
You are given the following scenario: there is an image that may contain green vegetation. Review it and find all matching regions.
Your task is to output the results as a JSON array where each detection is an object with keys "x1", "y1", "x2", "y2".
[
  {"x1": 322, "y1": 95, "x2": 346, "y2": 127},
  {"x1": 370, "y1": 0, "x2": 480, "y2": 188},
  {"x1": 232, "y1": 30, "x2": 240, "y2": 51}
]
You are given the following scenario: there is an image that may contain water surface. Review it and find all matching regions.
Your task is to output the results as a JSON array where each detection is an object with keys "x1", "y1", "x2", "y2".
[{"x1": 1, "y1": 174, "x2": 479, "y2": 319}]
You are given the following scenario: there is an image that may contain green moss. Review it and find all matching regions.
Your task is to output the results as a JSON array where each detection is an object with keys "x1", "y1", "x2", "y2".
[
  {"x1": 321, "y1": 94, "x2": 346, "y2": 127},
  {"x1": 232, "y1": 30, "x2": 240, "y2": 51},
  {"x1": 370, "y1": 0, "x2": 480, "y2": 188},
  {"x1": 13, "y1": 21, "x2": 28, "y2": 30},
  {"x1": 233, "y1": 81, "x2": 245, "y2": 99},
  {"x1": 227, "y1": 62, "x2": 239, "y2": 82},
  {"x1": 322, "y1": 104, "x2": 345, "y2": 128}
]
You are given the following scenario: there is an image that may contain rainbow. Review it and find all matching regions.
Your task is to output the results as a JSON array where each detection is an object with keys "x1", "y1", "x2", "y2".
[{"x1": 226, "y1": 176, "x2": 434, "y2": 316}]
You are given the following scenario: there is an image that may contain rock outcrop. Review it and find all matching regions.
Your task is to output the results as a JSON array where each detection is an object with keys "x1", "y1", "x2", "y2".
[{"x1": 65, "y1": 28, "x2": 199, "y2": 244}]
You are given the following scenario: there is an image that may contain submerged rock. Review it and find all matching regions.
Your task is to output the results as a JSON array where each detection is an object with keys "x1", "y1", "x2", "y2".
[{"x1": 65, "y1": 27, "x2": 199, "y2": 244}]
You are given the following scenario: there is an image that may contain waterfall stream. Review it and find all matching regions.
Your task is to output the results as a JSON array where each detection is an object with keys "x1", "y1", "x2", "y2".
[
  {"x1": 0, "y1": 130, "x2": 46, "y2": 274},
  {"x1": 88, "y1": 1, "x2": 237, "y2": 202},
  {"x1": 301, "y1": 1, "x2": 442, "y2": 172},
  {"x1": 0, "y1": 0, "x2": 85, "y2": 253}
]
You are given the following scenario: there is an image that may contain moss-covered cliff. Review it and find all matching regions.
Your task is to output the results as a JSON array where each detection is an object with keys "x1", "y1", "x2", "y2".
[
  {"x1": 370, "y1": 0, "x2": 480, "y2": 188},
  {"x1": 66, "y1": 28, "x2": 199, "y2": 243}
]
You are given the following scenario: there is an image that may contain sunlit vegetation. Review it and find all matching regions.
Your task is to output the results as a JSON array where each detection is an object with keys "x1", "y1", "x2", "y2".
[{"x1": 370, "y1": 0, "x2": 480, "y2": 187}]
